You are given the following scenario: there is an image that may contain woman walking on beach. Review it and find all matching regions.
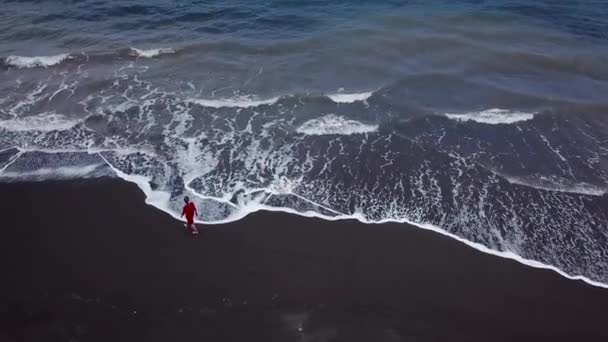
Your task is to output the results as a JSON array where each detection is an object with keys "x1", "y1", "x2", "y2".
[{"x1": 181, "y1": 196, "x2": 199, "y2": 235}]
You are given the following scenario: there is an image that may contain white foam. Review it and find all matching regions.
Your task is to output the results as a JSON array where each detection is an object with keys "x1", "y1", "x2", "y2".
[
  {"x1": 0, "y1": 163, "x2": 108, "y2": 180},
  {"x1": 5, "y1": 53, "x2": 71, "y2": 68},
  {"x1": 296, "y1": 114, "x2": 378, "y2": 136},
  {"x1": 188, "y1": 95, "x2": 281, "y2": 108},
  {"x1": 326, "y1": 91, "x2": 374, "y2": 103},
  {"x1": 502, "y1": 175, "x2": 607, "y2": 196},
  {"x1": 188, "y1": 92, "x2": 373, "y2": 108},
  {"x1": 130, "y1": 47, "x2": 176, "y2": 58},
  {"x1": 445, "y1": 109, "x2": 536, "y2": 124},
  {"x1": 0, "y1": 113, "x2": 80, "y2": 132}
]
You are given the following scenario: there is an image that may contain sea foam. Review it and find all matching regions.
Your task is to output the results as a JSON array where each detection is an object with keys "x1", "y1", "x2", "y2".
[
  {"x1": 0, "y1": 113, "x2": 80, "y2": 132},
  {"x1": 188, "y1": 91, "x2": 374, "y2": 109},
  {"x1": 296, "y1": 114, "x2": 378, "y2": 136},
  {"x1": 326, "y1": 91, "x2": 373, "y2": 103},
  {"x1": 501, "y1": 174, "x2": 607, "y2": 196},
  {"x1": 445, "y1": 109, "x2": 536, "y2": 124},
  {"x1": 5, "y1": 53, "x2": 71, "y2": 68},
  {"x1": 188, "y1": 96, "x2": 281, "y2": 108},
  {"x1": 130, "y1": 47, "x2": 176, "y2": 58}
]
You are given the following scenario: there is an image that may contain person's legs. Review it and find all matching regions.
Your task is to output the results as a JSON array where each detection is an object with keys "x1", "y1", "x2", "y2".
[
  {"x1": 186, "y1": 216, "x2": 198, "y2": 234},
  {"x1": 190, "y1": 223, "x2": 199, "y2": 234}
]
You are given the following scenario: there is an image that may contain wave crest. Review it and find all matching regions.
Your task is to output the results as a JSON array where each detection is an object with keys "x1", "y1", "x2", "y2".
[
  {"x1": 187, "y1": 91, "x2": 376, "y2": 109},
  {"x1": 5, "y1": 53, "x2": 71, "y2": 68},
  {"x1": 327, "y1": 91, "x2": 373, "y2": 103},
  {"x1": 500, "y1": 174, "x2": 607, "y2": 196},
  {"x1": 0, "y1": 114, "x2": 80, "y2": 132},
  {"x1": 129, "y1": 47, "x2": 176, "y2": 58},
  {"x1": 0, "y1": 163, "x2": 109, "y2": 181},
  {"x1": 187, "y1": 95, "x2": 281, "y2": 108},
  {"x1": 445, "y1": 109, "x2": 536, "y2": 124},
  {"x1": 296, "y1": 114, "x2": 378, "y2": 136}
]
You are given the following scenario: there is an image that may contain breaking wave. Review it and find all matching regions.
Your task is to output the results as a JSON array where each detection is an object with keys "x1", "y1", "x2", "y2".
[
  {"x1": 187, "y1": 91, "x2": 375, "y2": 109},
  {"x1": 0, "y1": 114, "x2": 81, "y2": 132},
  {"x1": 187, "y1": 95, "x2": 281, "y2": 108},
  {"x1": 296, "y1": 114, "x2": 378, "y2": 136},
  {"x1": 327, "y1": 91, "x2": 374, "y2": 103},
  {"x1": 130, "y1": 47, "x2": 176, "y2": 58},
  {"x1": 499, "y1": 174, "x2": 607, "y2": 196},
  {"x1": 445, "y1": 109, "x2": 536, "y2": 124},
  {"x1": 4, "y1": 53, "x2": 71, "y2": 69},
  {"x1": 0, "y1": 163, "x2": 110, "y2": 181}
]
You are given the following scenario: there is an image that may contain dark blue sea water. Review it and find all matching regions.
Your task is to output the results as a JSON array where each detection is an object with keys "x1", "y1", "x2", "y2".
[{"x1": 1, "y1": 0, "x2": 608, "y2": 285}]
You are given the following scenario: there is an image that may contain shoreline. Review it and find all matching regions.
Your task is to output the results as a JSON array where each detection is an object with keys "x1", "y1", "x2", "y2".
[
  {"x1": 105, "y1": 158, "x2": 608, "y2": 289},
  {"x1": 2, "y1": 178, "x2": 608, "y2": 341}
]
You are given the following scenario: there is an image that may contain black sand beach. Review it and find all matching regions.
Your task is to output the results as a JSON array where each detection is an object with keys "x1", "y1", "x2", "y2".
[{"x1": 2, "y1": 179, "x2": 608, "y2": 341}]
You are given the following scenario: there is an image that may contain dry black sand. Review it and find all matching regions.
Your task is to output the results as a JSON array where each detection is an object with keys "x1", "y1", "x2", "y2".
[{"x1": 1, "y1": 179, "x2": 608, "y2": 341}]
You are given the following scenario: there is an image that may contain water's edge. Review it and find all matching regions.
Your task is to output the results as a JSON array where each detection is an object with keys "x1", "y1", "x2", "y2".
[{"x1": 101, "y1": 161, "x2": 608, "y2": 291}]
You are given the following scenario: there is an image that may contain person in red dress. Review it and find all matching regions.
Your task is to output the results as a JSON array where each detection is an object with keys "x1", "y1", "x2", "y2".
[{"x1": 181, "y1": 196, "x2": 199, "y2": 235}]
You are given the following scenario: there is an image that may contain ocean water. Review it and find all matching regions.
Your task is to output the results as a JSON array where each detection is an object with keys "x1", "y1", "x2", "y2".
[{"x1": 1, "y1": 0, "x2": 608, "y2": 285}]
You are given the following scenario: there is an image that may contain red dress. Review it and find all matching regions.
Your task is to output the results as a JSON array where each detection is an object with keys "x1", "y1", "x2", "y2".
[{"x1": 182, "y1": 202, "x2": 197, "y2": 224}]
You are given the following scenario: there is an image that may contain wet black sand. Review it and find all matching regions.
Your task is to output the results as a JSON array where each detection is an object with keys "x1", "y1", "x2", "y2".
[{"x1": 1, "y1": 178, "x2": 608, "y2": 341}]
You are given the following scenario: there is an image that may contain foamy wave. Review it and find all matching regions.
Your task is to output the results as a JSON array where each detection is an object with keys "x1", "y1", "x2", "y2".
[
  {"x1": 188, "y1": 92, "x2": 373, "y2": 108},
  {"x1": 0, "y1": 113, "x2": 80, "y2": 132},
  {"x1": 296, "y1": 114, "x2": 378, "y2": 136},
  {"x1": 0, "y1": 163, "x2": 109, "y2": 181},
  {"x1": 130, "y1": 47, "x2": 176, "y2": 58},
  {"x1": 327, "y1": 91, "x2": 373, "y2": 103},
  {"x1": 445, "y1": 109, "x2": 536, "y2": 124},
  {"x1": 502, "y1": 175, "x2": 607, "y2": 196},
  {"x1": 5, "y1": 53, "x2": 71, "y2": 68},
  {"x1": 188, "y1": 96, "x2": 281, "y2": 108}
]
